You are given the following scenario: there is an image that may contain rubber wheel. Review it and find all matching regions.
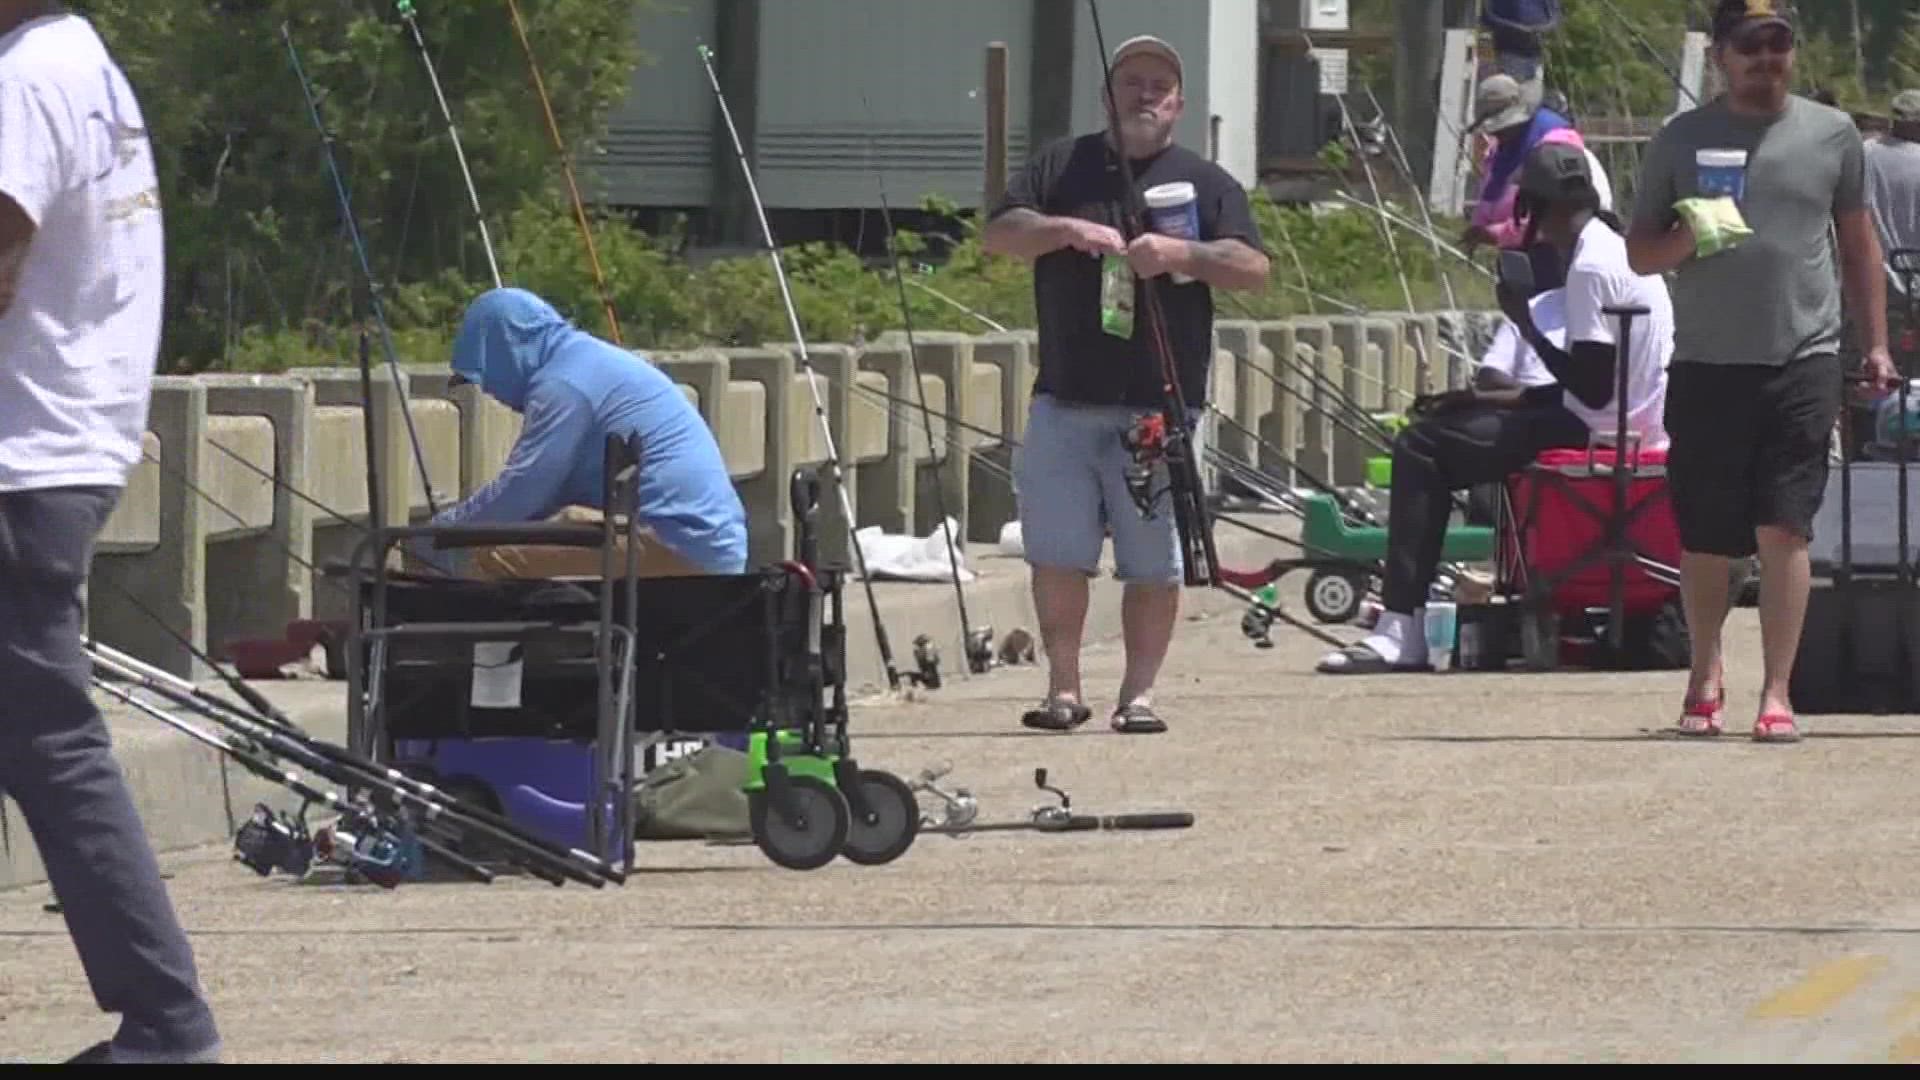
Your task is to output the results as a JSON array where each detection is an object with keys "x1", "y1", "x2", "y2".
[
  {"x1": 840, "y1": 769, "x2": 919, "y2": 866},
  {"x1": 748, "y1": 775, "x2": 849, "y2": 871},
  {"x1": 1305, "y1": 570, "x2": 1364, "y2": 624}
]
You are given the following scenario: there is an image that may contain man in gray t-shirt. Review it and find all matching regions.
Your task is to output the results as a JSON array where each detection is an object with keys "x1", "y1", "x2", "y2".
[
  {"x1": 1865, "y1": 90, "x2": 1920, "y2": 323},
  {"x1": 1626, "y1": 0, "x2": 1897, "y2": 744}
]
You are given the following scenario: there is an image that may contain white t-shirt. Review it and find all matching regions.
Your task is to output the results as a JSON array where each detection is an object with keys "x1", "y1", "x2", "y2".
[
  {"x1": 0, "y1": 14, "x2": 164, "y2": 493},
  {"x1": 1561, "y1": 215, "x2": 1674, "y2": 451},
  {"x1": 1478, "y1": 287, "x2": 1565, "y2": 388}
]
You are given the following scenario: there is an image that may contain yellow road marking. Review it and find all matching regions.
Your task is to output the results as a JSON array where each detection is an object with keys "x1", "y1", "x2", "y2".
[{"x1": 1749, "y1": 954, "x2": 1888, "y2": 1020}]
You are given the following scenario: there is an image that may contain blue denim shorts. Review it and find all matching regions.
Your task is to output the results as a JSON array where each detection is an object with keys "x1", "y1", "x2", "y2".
[{"x1": 1012, "y1": 393, "x2": 1200, "y2": 584}]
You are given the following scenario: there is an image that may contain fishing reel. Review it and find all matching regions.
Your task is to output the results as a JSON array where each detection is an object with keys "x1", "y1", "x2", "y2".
[
  {"x1": 1241, "y1": 603, "x2": 1276, "y2": 649},
  {"x1": 1121, "y1": 413, "x2": 1170, "y2": 519},
  {"x1": 1030, "y1": 767, "x2": 1075, "y2": 829},
  {"x1": 312, "y1": 812, "x2": 425, "y2": 890},
  {"x1": 233, "y1": 802, "x2": 314, "y2": 879},
  {"x1": 903, "y1": 633, "x2": 945, "y2": 690},
  {"x1": 910, "y1": 761, "x2": 978, "y2": 831},
  {"x1": 965, "y1": 626, "x2": 996, "y2": 675}
]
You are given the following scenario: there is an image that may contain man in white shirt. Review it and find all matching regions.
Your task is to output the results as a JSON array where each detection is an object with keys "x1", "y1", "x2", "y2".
[
  {"x1": 1319, "y1": 142, "x2": 1672, "y2": 674},
  {"x1": 0, "y1": 2, "x2": 221, "y2": 1064}
]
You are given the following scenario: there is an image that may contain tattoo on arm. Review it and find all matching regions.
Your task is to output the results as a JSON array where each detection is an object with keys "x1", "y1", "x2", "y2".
[{"x1": 1183, "y1": 238, "x2": 1270, "y2": 290}]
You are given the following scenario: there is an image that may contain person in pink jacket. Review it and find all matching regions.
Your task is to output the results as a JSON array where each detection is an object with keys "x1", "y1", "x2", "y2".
[{"x1": 1463, "y1": 74, "x2": 1601, "y2": 290}]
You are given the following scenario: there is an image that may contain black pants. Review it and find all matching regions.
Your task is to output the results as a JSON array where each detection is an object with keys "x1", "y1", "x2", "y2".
[
  {"x1": 1383, "y1": 392, "x2": 1591, "y2": 613},
  {"x1": 0, "y1": 487, "x2": 220, "y2": 1056},
  {"x1": 1664, "y1": 354, "x2": 1842, "y2": 558}
]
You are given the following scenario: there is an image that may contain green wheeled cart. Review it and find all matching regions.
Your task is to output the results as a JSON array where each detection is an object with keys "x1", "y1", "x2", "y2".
[
  {"x1": 1244, "y1": 492, "x2": 1497, "y2": 631},
  {"x1": 739, "y1": 467, "x2": 920, "y2": 871}
]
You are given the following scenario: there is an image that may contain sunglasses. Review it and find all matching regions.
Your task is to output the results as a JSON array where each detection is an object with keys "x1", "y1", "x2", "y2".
[{"x1": 1729, "y1": 27, "x2": 1794, "y2": 55}]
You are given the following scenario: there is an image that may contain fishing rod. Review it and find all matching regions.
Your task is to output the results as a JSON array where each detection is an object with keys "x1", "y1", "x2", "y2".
[
  {"x1": 394, "y1": 0, "x2": 502, "y2": 289},
  {"x1": 1335, "y1": 192, "x2": 1494, "y2": 280},
  {"x1": 696, "y1": 43, "x2": 912, "y2": 695},
  {"x1": 860, "y1": 94, "x2": 992, "y2": 677},
  {"x1": 84, "y1": 611, "x2": 623, "y2": 889},
  {"x1": 1589, "y1": 0, "x2": 1699, "y2": 110},
  {"x1": 504, "y1": 0, "x2": 622, "y2": 344},
  {"x1": 1085, "y1": 0, "x2": 1218, "y2": 589},
  {"x1": 905, "y1": 277, "x2": 1010, "y2": 333},
  {"x1": 1360, "y1": 84, "x2": 1460, "y2": 314},
  {"x1": 90, "y1": 671, "x2": 493, "y2": 888},
  {"x1": 282, "y1": 22, "x2": 441, "y2": 520}
]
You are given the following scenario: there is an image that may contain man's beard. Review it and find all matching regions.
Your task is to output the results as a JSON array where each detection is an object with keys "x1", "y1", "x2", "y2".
[
  {"x1": 1731, "y1": 65, "x2": 1788, "y2": 105},
  {"x1": 1116, "y1": 112, "x2": 1169, "y2": 149}
]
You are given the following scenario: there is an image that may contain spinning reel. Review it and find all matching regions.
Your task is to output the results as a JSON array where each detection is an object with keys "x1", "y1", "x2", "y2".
[
  {"x1": 234, "y1": 803, "x2": 314, "y2": 879},
  {"x1": 901, "y1": 626, "x2": 1000, "y2": 688},
  {"x1": 1122, "y1": 413, "x2": 1170, "y2": 519},
  {"x1": 910, "y1": 760, "x2": 979, "y2": 830},
  {"x1": 230, "y1": 798, "x2": 425, "y2": 889},
  {"x1": 914, "y1": 766, "x2": 1195, "y2": 836},
  {"x1": 903, "y1": 634, "x2": 945, "y2": 689}
]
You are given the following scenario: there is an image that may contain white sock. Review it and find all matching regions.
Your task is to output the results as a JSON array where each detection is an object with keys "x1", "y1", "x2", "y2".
[{"x1": 1361, "y1": 608, "x2": 1426, "y2": 665}]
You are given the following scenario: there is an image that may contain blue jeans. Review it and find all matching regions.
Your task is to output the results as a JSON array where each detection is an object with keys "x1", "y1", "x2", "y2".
[
  {"x1": 0, "y1": 487, "x2": 221, "y2": 1060},
  {"x1": 1013, "y1": 394, "x2": 1201, "y2": 585}
]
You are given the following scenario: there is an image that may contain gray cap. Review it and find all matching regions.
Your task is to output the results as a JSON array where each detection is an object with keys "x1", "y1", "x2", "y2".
[
  {"x1": 1470, "y1": 74, "x2": 1533, "y2": 134},
  {"x1": 1894, "y1": 89, "x2": 1920, "y2": 124}
]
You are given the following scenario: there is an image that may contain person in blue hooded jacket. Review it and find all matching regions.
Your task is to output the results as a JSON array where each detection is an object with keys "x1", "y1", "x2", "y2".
[{"x1": 425, "y1": 287, "x2": 748, "y2": 578}]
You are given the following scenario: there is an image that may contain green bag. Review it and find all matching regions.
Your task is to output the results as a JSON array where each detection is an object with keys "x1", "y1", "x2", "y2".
[
  {"x1": 1674, "y1": 196, "x2": 1754, "y2": 259},
  {"x1": 632, "y1": 744, "x2": 751, "y2": 840}
]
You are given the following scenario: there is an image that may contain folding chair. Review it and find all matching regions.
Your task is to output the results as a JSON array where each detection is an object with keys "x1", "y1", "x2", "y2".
[{"x1": 1487, "y1": 305, "x2": 1686, "y2": 671}]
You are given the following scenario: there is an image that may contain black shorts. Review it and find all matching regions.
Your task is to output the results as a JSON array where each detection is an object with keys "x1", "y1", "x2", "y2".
[{"x1": 1663, "y1": 353, "x2": 1842, "y2": 558}]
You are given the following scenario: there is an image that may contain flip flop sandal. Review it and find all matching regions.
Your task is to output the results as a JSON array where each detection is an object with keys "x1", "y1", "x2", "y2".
[
  {"x1": 1753, "y1": 712, "x2": 1801, "y2": 743},
  {"x1": 1675, "y1": 690, "x2": 1725, "y2": 736},
  {"x1": 1315, "y1": 642, "x2": 1431, "y2": 675},
  {"x1": 1110, "y1": 701, "x2": 1168, "y2": 734},
  {"x1": 1020, "y1": 697, "x2": 1092, "y2": 732}
]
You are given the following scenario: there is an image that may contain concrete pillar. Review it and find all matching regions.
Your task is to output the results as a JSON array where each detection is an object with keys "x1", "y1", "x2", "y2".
[
  {"x1": 722, "y1": 348, "x2": 796, "y2": 567},
  {"x1": 1212, "y1": 320, "x2": 1273, "y2": 482},
  {"x1": 897, "y1": 332, "x2": 973, "y2": 542},
  {"x1": 88, "y1": 378, "x2": 208, "y2": 680},
  {"x1": 1362, "y1": 317, "x2": 1414, "y2": 412},
  {"x1": 1255, "y1": 322, "x2": 1299, "y2": 489},
  {"x1": 1291, "y1": 319, "x2": 1337, "y2": 491},
  {"x1": 769, "y1": 343, "x2": 856, "y2": 567},
  {"x1": 965, "y1": 332, "x2": 1030, "y2": 543},
  {"x1": 201, "y1": 374, "x2": 314, "y2": 656},
  {"x1": 854, "y1": 344, "x2": 917, "y2": 535},
  {"x1": 286, "y1": 367, "x2": 406, "y2": 623}
]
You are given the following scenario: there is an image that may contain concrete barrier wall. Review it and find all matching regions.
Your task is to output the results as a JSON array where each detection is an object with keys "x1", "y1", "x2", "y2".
[{"x1": 87, "y1": 315, "x2": 1498, "y2": 677}]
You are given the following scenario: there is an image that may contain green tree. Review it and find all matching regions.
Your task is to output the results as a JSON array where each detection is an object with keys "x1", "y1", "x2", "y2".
[{"x1": 69, "y1": 0, "x2": 644, "y2": 372}]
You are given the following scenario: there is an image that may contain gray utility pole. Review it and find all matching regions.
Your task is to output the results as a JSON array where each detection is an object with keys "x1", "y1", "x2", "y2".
[{"x1": 1393, "y1": 0, "x2": 1465, "y2": 194}]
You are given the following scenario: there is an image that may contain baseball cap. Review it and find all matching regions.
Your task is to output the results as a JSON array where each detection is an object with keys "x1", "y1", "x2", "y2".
[
  {"x1": 1893, "y1": 89, "x2": 1920, "y2": 124},
  {"x1": 1712, "y1": 0, "x2": 1794, "y2": 43},
  {"x1": 1108, "y1": 34, "x2": 1182, "y2": 85},
  {"x1": 1516, "y1": 141, "x2": 1597, "y2": 204},
  {"x1": 1469, "y1": 74, "x2": 1533, "y2": 134}
]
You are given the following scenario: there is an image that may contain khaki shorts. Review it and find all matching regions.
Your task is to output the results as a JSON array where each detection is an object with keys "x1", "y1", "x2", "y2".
[{"x1": 465, "y1": 506, "x2": 706, "y2": 581}]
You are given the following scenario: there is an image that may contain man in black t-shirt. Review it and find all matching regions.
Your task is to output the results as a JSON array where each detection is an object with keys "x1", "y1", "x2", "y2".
[{"x1": 981, "y1": 34, "x2": 1269, "y2": 735}]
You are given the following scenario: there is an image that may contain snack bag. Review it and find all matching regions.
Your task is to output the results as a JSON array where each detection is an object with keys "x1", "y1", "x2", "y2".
[
  {"x1": 1100, "y1": 254, "x2": 1135, "y2": 338},
  {"x1": 1673, "y1": 196, "x2": 1754, "y2": 258}
]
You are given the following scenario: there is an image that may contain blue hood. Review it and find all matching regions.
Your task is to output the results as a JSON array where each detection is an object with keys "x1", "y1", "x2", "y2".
[{"x1": 450, "y1": 287, "x2": 579, "y2": 412}]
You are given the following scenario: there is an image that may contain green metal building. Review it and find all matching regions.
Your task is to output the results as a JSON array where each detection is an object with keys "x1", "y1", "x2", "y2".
[{"x1": 592, "y1": 0, "x2": 1260, "y2": 235}]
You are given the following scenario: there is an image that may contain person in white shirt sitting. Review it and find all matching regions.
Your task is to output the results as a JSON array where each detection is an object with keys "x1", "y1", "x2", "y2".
[{"x1": 1319, "y1": 141, "x2": 1672, "y2": 674}]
